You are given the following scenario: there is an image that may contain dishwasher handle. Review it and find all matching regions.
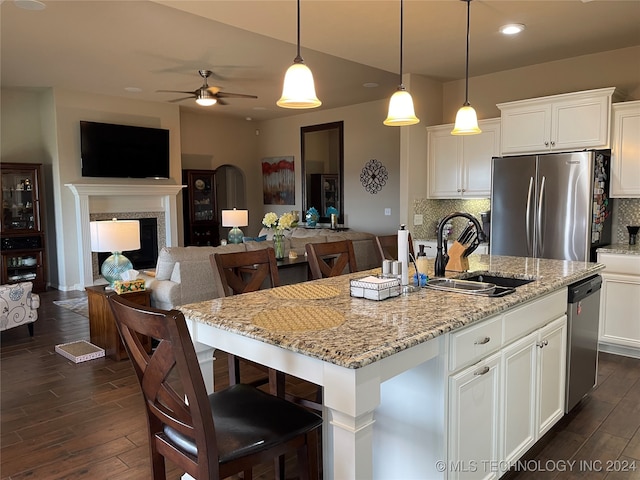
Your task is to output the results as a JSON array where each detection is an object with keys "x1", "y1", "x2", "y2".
[{"x1": 568, "y1": 275, "x2": 602, "y2": 303}]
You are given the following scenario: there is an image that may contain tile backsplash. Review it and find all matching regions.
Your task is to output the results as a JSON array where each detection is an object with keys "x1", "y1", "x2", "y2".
[
  {"x1": 413, "y1": 197, "x2": 640, "y2": 245},
  {"x1": 613, "y1": 198, "x2": 640, "y2": 243},
  {"x1": 412, "y1": 198, "x2": 490, "y2": 240}
]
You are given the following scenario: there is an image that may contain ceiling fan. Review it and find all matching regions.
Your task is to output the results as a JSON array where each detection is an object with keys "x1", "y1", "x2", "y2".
[{"x1": 157, "y1": 69, "x2": 258, "y2": 106}]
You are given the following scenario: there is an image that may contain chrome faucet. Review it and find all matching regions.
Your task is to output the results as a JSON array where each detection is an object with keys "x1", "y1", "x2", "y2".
[{"x1": 434, "y1": 212, "x2": 486, "y2": 277}]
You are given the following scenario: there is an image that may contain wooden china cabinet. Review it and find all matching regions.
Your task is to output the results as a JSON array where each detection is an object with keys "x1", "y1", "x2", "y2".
[
  {"x1": 1, "y1": 163, "x2": 48, "y2": 292},
  {"x1": 182, "y1": 169, "x2": 219, "y2": 246}
]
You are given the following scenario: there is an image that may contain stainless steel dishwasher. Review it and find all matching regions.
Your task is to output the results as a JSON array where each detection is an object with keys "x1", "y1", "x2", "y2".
[{"x1": 565, "y1": 274, "x2": 602, "y2": 413}]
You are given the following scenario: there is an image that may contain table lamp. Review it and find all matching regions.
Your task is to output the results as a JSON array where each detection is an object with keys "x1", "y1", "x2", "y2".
[
  {"x1": 90, "y1": 218, "x2": 141, "y2": 288},
  {"x1": 221, "y1": 208, "x2": 248, "y2": 244}
]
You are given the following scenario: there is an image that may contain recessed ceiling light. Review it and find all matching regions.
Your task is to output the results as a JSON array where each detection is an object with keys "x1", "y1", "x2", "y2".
[
  {"x1": 14, "y1": 0, "x2": 46, "y2": 10},
  {"x1": 124, "y1": 87, "x2": 142, "y2": 93},
  {"x1": 499, "y1": 24, "x2": 525, "y2": 35},
  {"x1": 363, "y1": 82, "x2": 379, "y2": 88}
]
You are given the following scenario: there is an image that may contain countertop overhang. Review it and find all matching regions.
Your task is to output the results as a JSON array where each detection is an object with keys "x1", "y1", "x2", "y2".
[{"x1": 179, "y1": 254, "x2": 603, "y2": 369}]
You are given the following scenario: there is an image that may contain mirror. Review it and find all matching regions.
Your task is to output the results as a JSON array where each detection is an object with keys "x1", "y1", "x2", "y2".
[{"x1": 301, "y1": 121, "x2": 344, "y2": 224}]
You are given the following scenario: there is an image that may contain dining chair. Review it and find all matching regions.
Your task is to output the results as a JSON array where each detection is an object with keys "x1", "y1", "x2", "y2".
[
  {"x1": 375, "y1": 232, "x2": 415, "y2": 264},
  {"x1": 305, "y1": 240, "x2": 358, "y2": 280},
  {"x1": 211, "y1": 248, "x2": 324, "y2": 414},
  {"x1": 210, "y1": 248, "x2": 280, "y2": 389},
  {"x1": 108, "y1": 293, "x2": 322, "y2": 480}
]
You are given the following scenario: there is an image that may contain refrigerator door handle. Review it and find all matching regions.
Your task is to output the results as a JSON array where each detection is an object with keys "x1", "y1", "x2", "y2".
[
  {"x1": 537, "y1": 175, "x2": 546, "y2": 257},
  {"x1": 526, "y1": 176, "x2": 534, "y2": 255}
]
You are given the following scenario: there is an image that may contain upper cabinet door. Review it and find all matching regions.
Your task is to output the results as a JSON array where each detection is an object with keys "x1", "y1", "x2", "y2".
[
  {"x1": 498, "y1": 87, "x2": 615, "y2": 155},
  {"x1": 1, "y1": 164, "x2": 42, "y2": 234},
  {"x1": 427, "y1": 118, "x2": 500, "y2": 199},
  {"x1": 610, "y1": 101, "x2": 640, "y2": 198}
]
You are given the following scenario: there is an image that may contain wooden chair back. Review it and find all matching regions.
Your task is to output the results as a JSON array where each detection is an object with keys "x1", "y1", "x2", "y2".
[
  {"x1": 375, "y1": 233, "x2": 415, "y2": 264},
  {"x1": 305, "y1": 240, "x2": 358, "y2": 279},
  {"x1": 211, "y1": 247, "x2": 280, "y2": 296},
  {"x1": 109, "y1": 293, "x2": 322, "y2": 480},
  {"x1": 108, "y1": 294, "x2": 219, "y2": 479}
]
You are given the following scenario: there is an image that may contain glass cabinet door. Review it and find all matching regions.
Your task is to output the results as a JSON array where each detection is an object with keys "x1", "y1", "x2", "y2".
[
  {"x1": 1, "y1": 168, "x2": 40, "y2": 233},
  {"x1": 190, "y1": 173, "x2": 215, "y2": 223}
]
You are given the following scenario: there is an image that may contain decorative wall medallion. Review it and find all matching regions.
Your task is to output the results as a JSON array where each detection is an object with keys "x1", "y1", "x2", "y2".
[{"x1": 360, "y1": 159, "x2": 388, "y2": 194}]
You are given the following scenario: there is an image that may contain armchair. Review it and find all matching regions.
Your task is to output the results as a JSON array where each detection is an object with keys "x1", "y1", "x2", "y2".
[{"x1": 0, "y1": 282, "x2": 40, "y2": 336}]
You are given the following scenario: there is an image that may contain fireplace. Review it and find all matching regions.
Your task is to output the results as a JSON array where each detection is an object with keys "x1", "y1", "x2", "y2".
[{"x1": 97, "y1": 217, "x2": 158, "y2": 270}]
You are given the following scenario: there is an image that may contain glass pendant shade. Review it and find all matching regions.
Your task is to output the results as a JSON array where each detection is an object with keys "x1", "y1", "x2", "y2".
[
  {"x1": 384, "y1": 88, "x2": 419, "y2": 126},
  {"x1": 277, "y1": 62, "x2": 321, "y2": 109},
  {"x1": 196, "y1": 97, "x2": 217, "y2": 106},
  {"x1": 451, "y1": 104, "x2": 481, "y2": 135}
]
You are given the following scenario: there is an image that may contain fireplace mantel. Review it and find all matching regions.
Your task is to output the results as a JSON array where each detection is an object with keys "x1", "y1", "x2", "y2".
[{"x1": 66, "y1": 183, "x2": 185, "y2": 288}]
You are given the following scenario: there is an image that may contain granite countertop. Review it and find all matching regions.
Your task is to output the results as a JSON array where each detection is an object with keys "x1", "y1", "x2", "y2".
[
  {"x1": 597, "y1": 243, "x2": 640, "y2": 255},
  {"x1": 179, "y1": 255, "x2": 603, "y2": 370}
]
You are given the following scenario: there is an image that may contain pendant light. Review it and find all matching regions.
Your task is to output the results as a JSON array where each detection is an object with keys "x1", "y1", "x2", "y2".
[
  {"x1": 384, "y1": 0, "x2": 419, "y2": 126},
  {"x1": 451, "y1": 0, "x2": 481, "y2": 135},
  {"x1": 277, "y1": 0, "x2": 321, "y2": 109}
]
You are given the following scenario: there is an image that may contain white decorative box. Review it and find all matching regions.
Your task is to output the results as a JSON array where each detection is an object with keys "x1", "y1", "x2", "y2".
[{"x1": 350, "y1": 275, "x2": 401, "y2": 301}]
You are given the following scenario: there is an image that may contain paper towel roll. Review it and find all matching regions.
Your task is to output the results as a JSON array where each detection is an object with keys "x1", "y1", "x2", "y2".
[{"x1": 398, "y1": 226, "x2": 409, "y2": 286}]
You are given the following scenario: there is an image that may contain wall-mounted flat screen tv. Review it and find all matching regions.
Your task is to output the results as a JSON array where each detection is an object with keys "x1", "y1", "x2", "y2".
[{"x1": 80, "y1": 121, "x2": 170, "y2": 179}]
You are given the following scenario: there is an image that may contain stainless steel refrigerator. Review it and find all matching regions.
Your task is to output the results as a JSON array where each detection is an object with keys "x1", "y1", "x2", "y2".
[{"x1": 490, "y1": 150, "x2": 611, "y2": 262}]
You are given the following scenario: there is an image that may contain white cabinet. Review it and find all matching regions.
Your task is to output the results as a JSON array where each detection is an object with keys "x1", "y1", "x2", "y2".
[
  {"x1": 497, "y1": 87, "x2": 616, "y2": 155},
  {"x1": 427, "y1": 119, "x2": 500, "y2": 198},
  {"x1": 610, "y1": 101, "x2": 640, "y2": 197},
  {"x1": 597, "y1": 252, "x2": 640, "y2": 357},
  {"x1": 448, "y1": 351, "x2": 501, "y2": 480},
  {"x1": 447, "y1": 289, "x2": 568, "y2": 478},
  {"x1": 501, "y1": 332, "x2": 537, "y2": 467},
  {"x1": 500, "y1": 316, "x2": 566, "y2": 474},
  {"x1": 536, "y1": 318, "x2": 567, "y2": 437}
]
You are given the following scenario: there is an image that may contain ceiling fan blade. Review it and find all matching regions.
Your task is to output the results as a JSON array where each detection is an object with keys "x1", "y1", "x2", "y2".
[
  {"x1": 206, "y1": 86, "x2": 221, "y2": 94},
  {"x1": 216, "y1": 92, "x2": 258, "y2": 99},
  {"x1": 216, "y1": 98, "x2": 229, "y2": 106},
  {"x1": 157, "y1": 89, "x2": 197, "y2": 95}
]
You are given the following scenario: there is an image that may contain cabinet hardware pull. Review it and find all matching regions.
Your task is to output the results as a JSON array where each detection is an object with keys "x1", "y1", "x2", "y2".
[
  {"x1": 474, "y1": 336, "x2": 491, "y2": 345},
  {"x1": 544, "y1": 141, "x2": 549, "y2": 146},
  {"x1": 536, "y1": 340, "x2": 549, "y2": 348},
  {"x1": 474, "y1": 366, "x2": 490, "y2": 376}
]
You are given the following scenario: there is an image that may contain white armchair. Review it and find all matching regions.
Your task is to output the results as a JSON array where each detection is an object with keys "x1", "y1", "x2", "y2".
[{"x1": 0, "y1": 282, "x2": 40, "y2": 336}]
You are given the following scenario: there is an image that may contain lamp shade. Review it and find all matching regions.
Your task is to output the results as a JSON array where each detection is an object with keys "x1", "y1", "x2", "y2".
[
  {"x1": 384, "y1": 88, "x2": 420, "y2": 126},
  {"x1": 277, "y1": 62, "x2": 321, "y2": 109},
  {"x1": 451, "y1": 104, "x2": 482, "y2": 135},
  {"x1": 221, "y1": 209, "x2": 249, "y2": 227},
  {"x1": 90, "y1": 219, "x2": 140, "y2": 253}
]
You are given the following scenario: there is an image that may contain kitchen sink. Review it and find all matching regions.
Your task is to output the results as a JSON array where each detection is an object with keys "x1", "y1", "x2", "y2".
[
  {"x1": 461, "y1": 274, "x2": 535, "y2": 288},
  {"x1": 424, "y1": 278, "x2": 497, "y2": 295},
  {"x1": 424, "y1": 274, "x2": 534, "y2": 297}
]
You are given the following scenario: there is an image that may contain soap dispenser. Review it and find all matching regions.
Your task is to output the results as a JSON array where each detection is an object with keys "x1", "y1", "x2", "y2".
[{"x1": 415, "y1": 244, "x2": 430, "y2": 286}]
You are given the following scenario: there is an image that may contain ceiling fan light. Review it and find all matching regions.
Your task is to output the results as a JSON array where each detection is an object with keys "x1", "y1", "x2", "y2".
[
  {"x1": 384, "y1": 87, "x2": 419, "y2": 126},
  {"x1": 277, "y1": 62, "x2": 321, "y2": 109},
  {"x1": 451, "y1": 104, "x2": 482, "y2": 135},
  {"x1": 196, "y1": 97, "x2": 217, "y2": 106}
]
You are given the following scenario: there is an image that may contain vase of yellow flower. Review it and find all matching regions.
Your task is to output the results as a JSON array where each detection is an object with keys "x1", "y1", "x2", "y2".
[{"x1": 262, "y1": 211, "x2": 297, "y2": 259}]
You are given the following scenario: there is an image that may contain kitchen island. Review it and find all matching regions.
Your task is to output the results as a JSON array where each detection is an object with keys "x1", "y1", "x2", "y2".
[{"x1": 179, "y1": 254, "x2": 603, "y2": 480}]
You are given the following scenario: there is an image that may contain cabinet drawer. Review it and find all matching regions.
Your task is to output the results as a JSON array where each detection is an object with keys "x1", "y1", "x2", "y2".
[
  {"x1": 598, "y1": 253, "x2": 640, "y2": 275},
  {"x1": 503, "y1": 289, "x2": 567, "y2": 344},
  {"x1": 449, "y1": 315, "x2": 502, "y2": 372}
]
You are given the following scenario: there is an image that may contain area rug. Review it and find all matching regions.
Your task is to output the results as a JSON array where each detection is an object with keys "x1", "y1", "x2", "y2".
[
  {"x1": 53, "y1": 296, "x2": 89, "y2": 319},
  {"x1": 55, "y1": 340, "x2": 104, "y2": 363}
]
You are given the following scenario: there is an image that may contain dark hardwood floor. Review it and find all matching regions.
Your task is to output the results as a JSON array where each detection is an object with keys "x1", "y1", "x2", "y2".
[{"x1": 1, "y1": 288, "x2": 639, "y2": 480}]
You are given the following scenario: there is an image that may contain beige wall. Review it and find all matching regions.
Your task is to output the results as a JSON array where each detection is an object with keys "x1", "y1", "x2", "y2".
[
  {"x1": 257, "y1": 100, "x2": 401, "y2": 235},
  {"x1": 442, "y1": 45, "x2": 640, "y2": 124},
  {"x1": 179, "y1": 110, "x2": 261, "y2": 237}
]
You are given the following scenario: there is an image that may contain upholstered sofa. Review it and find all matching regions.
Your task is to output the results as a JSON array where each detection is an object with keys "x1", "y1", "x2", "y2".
[
  {"x1": 0, "y1": 281, "x2": 40, "y2": 336},
  {"x1": 140, "y1": 228, "x2": 378, "y2": 310}
]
